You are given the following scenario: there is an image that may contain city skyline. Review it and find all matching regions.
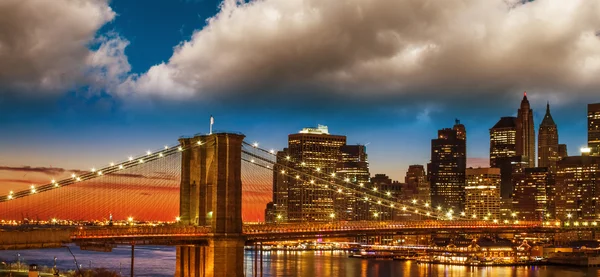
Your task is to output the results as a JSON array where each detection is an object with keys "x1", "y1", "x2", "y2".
[{"x1": 2, "y1": 0, "x2": 600, "y2": 221}]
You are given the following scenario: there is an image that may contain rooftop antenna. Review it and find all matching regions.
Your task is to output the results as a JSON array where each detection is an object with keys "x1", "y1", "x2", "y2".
[{"x1": 209, "y1": 115, "x2": 214, "y2": 135}]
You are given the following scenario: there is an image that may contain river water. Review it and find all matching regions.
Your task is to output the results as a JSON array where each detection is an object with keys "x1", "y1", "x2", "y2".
[{"x1": 0, "y1": 246, "x2": 598, "y2": 277}]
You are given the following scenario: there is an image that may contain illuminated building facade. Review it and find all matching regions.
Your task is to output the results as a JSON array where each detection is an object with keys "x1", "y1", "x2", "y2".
[
  {"x1": 287, "y1": 125, "x2": 346, "y2": 222},
  {"x1": 405, "y1": 165, "x2": 430, "y2": 204},
  {"x1": 558, "y1": 144, "x2": 568, "y2": 160},
  {"x1": 489, "y1": 116, "x2": 519, "y2": 200},
  {"x1": 589, "y1": 103, "x2": 600, "y2": 156},
  {"x1": 512, "y1": 167, "x2": 549, "y2": 220},
  {"x1": 516, "y1": 92, "x2": 536, "y2": 168},
  {"x1": 555, "y1": 154, "x2": 600, "y2": 220},
  {"x1": 465, "y1": 168, "x2": 501, "y2": 219},
  {"x1": 428, "y1": 120, "x2": 467, "y2": 210},
  {"x1": 368, "y1": 174, "x2": 397, "y2": 220},
  {"x1": 335, "y1": 145, "x2": 370, "y2": 221},
  {"x1": 538, "y1": 103, "x2": 559, "y2": 174},
  {"x1": 272, "y1": 149, "x2": 292, "y2": 221}
]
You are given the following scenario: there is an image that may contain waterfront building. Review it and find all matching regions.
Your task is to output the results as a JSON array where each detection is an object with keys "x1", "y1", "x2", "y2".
[
  {"x1": 465, "y1": 168, "x2": 501, "y2": 220},
  {"x1": 272, "y1": 149, "x2": 292, "y2": 221},
  {"x1": 589, "y1": 103, "x2": 600, "y2": 156},
  {"x1": 335, "y1": 145, "x2": 370, "y2": 221},
  {"x1": 369, "y1": 174, "x2": 397, "y2": 220},
  {"x1": 512, "y1": 167, "x2": 549, "y2": 220},
  {"x1": 516, "y1": 92, "x2": 535, "y2": 168},
  {"x1": 428, "y1": 120, "x2": 467, "y2": 210},
  {"x1": 555, "y1": 152, "x2": 600, "y2": 220},
  {"x1": 405, "y1": 165, "x2": 430, "y2": 204},
  {"x1": 287, "y1": 125, "x2": 346, "y2": 222}
]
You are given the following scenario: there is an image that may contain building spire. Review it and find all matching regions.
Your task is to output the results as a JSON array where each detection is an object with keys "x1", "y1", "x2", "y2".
[{"x1": 540, "y1": 101, "x2": 556, "y2": 127}]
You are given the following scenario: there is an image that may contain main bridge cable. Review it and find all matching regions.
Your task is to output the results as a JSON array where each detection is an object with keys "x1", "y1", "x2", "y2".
[
  {"x1": 241, "y1": 141, "x2": 469, "y2": 221},
  {"x1": 0, "y1": 137, "x2": 214, "y2": 203},
  {"x1": 241, "y1": 141, "x2": 459, "y2": 212},
  {"x1": 241, "y1": 146, "x2": 463, "y2": 221},
  {"x1": 241, "y1": 155, "x2": 446, "y2": 220}
]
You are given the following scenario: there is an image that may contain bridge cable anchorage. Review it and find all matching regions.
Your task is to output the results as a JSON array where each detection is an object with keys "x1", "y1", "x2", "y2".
[
  {"x1": 0, "y1": 140, "x2": 213, "y2": 203},
  {"x1": 242, "y1": 141, "x2": 462, "y2": 215},
  {"x1": 241, "y1": 148, "x2": 466, "y2": 222}
]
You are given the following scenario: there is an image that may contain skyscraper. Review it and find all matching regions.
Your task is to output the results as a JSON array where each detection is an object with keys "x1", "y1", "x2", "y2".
[
  {"x1": 335, "y1": 145, "x2": 370, "y2": 221},
  {"x1": 287, "y1": 125, "x2": 346, "y2": 222},
  {"x1": 272, "y1": 149, "x2": 291, "y2": 221},
  {"x1": 428, "y1": 121, "x2": 467, "y2": 210},
  {"x1": 589, "y1": 103, "x2": 600, "y2": 156},
  {"x1": 405, "y1": 165, "x2": 430, "y2": 204},
  {"x1": 465, "y1": 168, "x2": 501, "y2": 220},
  {"x1": 516, "y1": 92, "x2": 535, "y2": 168},
  {"x1": 558, "y1": 144, "x2": 568, "y2": 160},
  {"x1": 538, "y1": 103, "x2": 559, "y2": 173},
  {"x1": 489, "y1": 116, "x2": 519, "y2": 199},
  {"x1": 512, "y1": 167, "x2": 549, "y2": 220},
  {"x1": 555, "y1": 153, "x2": 600, "y2": 220}
]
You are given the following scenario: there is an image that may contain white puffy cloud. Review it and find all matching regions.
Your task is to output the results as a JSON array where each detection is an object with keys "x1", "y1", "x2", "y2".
[
  {"x1": 123, "y1": 0, "x2": 600, "y2": 99},
  {"x1": 0, "y1": 0, "x2": 125, "y2": 94}
]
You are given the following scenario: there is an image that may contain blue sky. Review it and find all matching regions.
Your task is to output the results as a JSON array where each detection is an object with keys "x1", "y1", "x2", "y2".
[{"x1": 0, "y1": 0, "x2": 598, "y2": 181}]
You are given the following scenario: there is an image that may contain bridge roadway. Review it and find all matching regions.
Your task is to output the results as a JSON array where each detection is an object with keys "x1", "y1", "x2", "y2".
[{"x1": 2, "y1": 220, "x2": 578, "y2": 250}]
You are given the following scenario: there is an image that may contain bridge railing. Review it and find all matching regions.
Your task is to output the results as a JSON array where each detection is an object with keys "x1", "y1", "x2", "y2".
[
  {"x1": 71, "y1": 225, "x2": 212, "y2": 239},
  {"x1": 242, "y1": 220, "x2": 550, "y2": 234}
]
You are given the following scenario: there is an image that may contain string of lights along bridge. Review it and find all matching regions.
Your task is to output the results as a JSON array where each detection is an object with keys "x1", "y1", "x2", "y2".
[
  {"x1": 1, "y1": 133, "x2": 596, "y2": 229},
  {"x1": 1, "y1": 136, "x2": 480, "y2": 222}
]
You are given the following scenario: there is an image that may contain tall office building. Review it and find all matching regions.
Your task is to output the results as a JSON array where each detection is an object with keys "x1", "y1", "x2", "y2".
[
  {"x1": 272, "y1": 149, "x2": 291, "y2": 221},
  {"x1": 369, "y1": 174, "x2": 397, "y2": 220},
  {"x1": 538, "y1": 103, "x2": 559, "y2": 173},
  {"x1": 335, "y1": 145, "x2": 370, "y2": 221},
  {"x1": 336, "y1": 145, "x2": 370, "y2": 183},
  {"x1": 555, "y1": 153, "x2": 600, "y2": 220},
  {"x1": 516, "y1": 92, "x2": 535, "y2": 168},
  {"x1": 405, "y1": 165, "x2": 430, "y2": 204},
  {"x1": 512, "y1": 167, "x2": 549, "y2": 220},
  {"x1": 558, "y1": 144, "x2": 568, "y2": 160},
  {"x1": 589, "y1": 103, "x2": 600, "y2": 156},
  {"x1": 428, "y1": 121, "x2": 467, "y2": 210},
  {"x1": 465, "y1": 168, "x2": 501, "y2": 220},
  {"x1": 489, "y1": 116, "x2": 519, "y2": 199},
  {"x1": 287, "y1": 125, "x2": 346, "y2": 222}
]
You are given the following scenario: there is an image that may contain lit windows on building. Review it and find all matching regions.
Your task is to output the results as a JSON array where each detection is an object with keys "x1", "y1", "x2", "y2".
[{"x1": 465, "y1": 168, "x2": 501, "y2": 219}]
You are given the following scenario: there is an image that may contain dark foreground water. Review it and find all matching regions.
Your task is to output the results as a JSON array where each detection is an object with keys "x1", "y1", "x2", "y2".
[{"x1": 1, "y1": 246, "x2": 599, "y2": 277}]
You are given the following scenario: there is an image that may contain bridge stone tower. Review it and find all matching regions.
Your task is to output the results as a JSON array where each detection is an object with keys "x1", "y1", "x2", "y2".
[{"x1": 176, "y1": 133, "x2": 245, "y2": 277}]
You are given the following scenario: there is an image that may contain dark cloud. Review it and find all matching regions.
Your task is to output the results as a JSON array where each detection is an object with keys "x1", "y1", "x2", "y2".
[
  {"x1": 119, "y1": 0, "x2": 600, "y2": 105},
  {"x1": 0, "y1": 0, "x2": 128, "y2": 94}
]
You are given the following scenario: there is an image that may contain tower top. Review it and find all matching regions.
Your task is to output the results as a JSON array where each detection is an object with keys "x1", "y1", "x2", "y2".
[
  {"x1": 519, "y1": 91, "x2": 530, "y2": 108},
  {"x1": 540, "y1": 101, "x2": 556, "y2": 127}
]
